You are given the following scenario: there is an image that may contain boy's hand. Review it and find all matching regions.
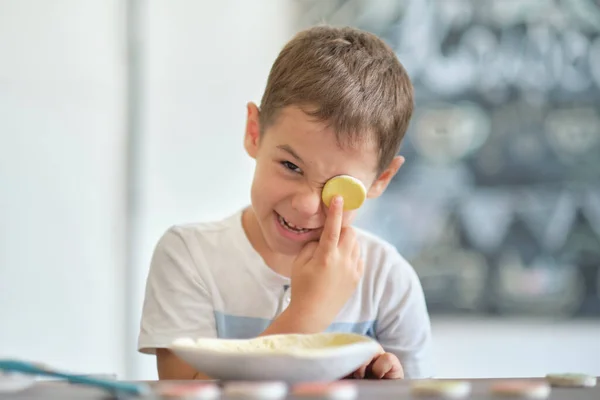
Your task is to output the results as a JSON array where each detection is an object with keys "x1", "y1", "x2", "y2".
[
  {"x1": 350, "y1": 351, "x2": 404, "y2": 380},
  {"x1": 287, "y1": 196, "x2": 364, "y2": 331}
]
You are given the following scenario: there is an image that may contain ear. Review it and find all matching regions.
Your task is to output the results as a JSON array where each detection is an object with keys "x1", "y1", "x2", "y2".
[
  {"x1": 244, "y1": 102, "x2": 261, "y2": 159},
  {"x1": 367, "y1": 156, "x2": 405, "y2": 199}
]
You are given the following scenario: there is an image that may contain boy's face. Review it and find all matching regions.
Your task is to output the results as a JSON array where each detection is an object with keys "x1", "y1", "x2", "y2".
[{"x1": 244, "y1": 103, "x2": 403, "y2": 256}]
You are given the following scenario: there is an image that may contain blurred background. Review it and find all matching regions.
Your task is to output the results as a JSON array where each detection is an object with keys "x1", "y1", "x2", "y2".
[{"x1": 1, "y1": 0, "x2": 599, "y2": 381}]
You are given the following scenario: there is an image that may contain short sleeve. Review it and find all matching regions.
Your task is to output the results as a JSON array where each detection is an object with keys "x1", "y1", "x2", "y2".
[
  {"x1": 375, "y1": 256, "x2": 435, "y2": 379},
  {"x1": 137, "y1": 227, "x2": 216, "y2": 354}
]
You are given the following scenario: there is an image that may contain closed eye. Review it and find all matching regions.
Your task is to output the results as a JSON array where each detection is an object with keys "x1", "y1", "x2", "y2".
[{"x1": 281, "y1": 161, "x2": 302, "y2": 174}]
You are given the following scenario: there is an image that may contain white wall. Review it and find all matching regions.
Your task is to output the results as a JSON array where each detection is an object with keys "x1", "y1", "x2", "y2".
[
  {"x1": 432, "y1": 317, "x2": 600, "y2": 378},
  {"x1": 129, "y1": 0, "x2": 296, "y2": 380},
  {"x1": 0, "y1": 0, "x2": 127, "y2": 376}
]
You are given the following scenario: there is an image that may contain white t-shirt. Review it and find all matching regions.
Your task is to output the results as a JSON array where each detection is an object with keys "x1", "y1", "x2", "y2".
[{"x1": 138, "y1": 209, "x2": 434, "y2": 379}]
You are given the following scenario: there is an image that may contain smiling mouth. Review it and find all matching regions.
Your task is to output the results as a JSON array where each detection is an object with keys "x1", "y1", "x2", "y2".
[{"x1": 276, "y1": 213, "x2": 316, "y2": 234}]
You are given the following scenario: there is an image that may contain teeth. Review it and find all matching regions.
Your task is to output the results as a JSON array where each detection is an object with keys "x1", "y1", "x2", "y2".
[
  {"x1": 278, "y1": 215, "x2": 309, "y2": 233},
  {"x1": 287, "y1": 221, "x2": 299, "y2": 229}
]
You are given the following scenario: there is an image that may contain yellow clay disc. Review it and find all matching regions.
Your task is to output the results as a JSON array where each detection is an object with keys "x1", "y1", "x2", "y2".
[
  {"x1": 321, "y1": 175, "x2": 366, "y2": 211},
  {"x1": 410, "y1": 380, "x2": 472, "y2": 398},
  {"x1": 545, "y1": 373, "x2": 596, "y2": 387}
]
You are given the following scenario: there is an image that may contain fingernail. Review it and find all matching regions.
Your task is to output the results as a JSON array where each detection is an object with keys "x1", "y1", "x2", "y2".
[{"x1": 333, "y1": 196, "x2": 342, "y2": 205}]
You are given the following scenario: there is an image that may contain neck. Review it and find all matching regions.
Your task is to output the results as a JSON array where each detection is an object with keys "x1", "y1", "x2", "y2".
[{"x1": 241, "y1": 207, "x2": 295, "y2": 277}]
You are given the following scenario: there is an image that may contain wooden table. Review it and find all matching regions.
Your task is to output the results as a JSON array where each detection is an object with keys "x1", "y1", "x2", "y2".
[{"x1": 0, "y1": 378, "x2": 598, "y2": 399}]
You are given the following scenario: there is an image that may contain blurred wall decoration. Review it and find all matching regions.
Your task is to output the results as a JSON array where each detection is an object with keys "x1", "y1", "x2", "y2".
[{"x1": 296, "y1": 0, "x2": 600, "y2": 318}]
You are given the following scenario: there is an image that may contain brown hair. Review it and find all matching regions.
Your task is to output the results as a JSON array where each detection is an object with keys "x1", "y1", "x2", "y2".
[{"x1": 259, "y1": 25, "x2": 414, "y2": 174}]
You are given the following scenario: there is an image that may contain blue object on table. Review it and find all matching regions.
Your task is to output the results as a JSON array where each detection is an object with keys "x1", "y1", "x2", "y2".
[{"x1": 0, "y1": 359, "x2": 151, "y2": 396}]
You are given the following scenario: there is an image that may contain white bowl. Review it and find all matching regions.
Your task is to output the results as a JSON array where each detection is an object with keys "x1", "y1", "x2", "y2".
[{"x1": 169, "y1": 332, "x2": 382, "y2": 383}]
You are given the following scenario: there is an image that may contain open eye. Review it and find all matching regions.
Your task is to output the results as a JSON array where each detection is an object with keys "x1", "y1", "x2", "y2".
[{"x1": 281, "y1": 161, "x2": 302, "y2": 174}]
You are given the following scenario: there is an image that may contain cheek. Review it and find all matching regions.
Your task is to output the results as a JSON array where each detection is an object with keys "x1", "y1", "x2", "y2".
[{"x1": 252, "y1": 163, "x2": 293, "y2": 203}]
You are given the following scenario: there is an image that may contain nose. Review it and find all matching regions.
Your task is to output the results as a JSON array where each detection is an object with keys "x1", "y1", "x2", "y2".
[{"x1": 290, "y1": 185, "x2": 322, "y2": 217}]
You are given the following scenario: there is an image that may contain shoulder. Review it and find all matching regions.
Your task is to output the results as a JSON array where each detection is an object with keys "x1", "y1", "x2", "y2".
[
  {"x1": 148, "y1": 209, "x2": 248, "y2": 281},
  {"x1": 354, "y1": 226, "x2": 424, "y2": 301},
  {"x1": 354, "y1": 226, "x2": 416, "y2": 277},
  {"x1": 354, "y1": 227, "x2": 398, "y2": 258},
  {"x1": 154, "y1": 210, "x2": 244, "y2": 255},
  {"x1": 162, "y1": 210, "x2": 243, "y2": 242}
]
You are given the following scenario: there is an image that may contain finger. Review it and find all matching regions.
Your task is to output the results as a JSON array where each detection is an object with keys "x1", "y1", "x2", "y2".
[
  {"x1": 353, "y1": 362, "x2": 368, "y2": 379},
  {"x1": 295, "y1": 241, "x2": 319, "y2": 265},
  {"x1": 370, "y1": 353, "x2": 396, "y2": 379},
  {"x1": 318, "y1": 195, "x2": 344, "y2": 253},
  {"x1": 339, "y1": 226, "x2": 356, "y2": 254},
  {"x1": 350, "y1": 240, "x2": 361, "y2": 263},
  {"x1": 342, "y1": 370, "x2": 354, "y2": 380},
  {"x1": 383, "y1": 361, "x2": 404, "y2": 379}
]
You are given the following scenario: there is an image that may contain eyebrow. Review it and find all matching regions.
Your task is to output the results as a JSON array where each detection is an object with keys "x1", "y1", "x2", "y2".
[{"x1": 276, "y1": 144, "x2": 304, "y2": 164}]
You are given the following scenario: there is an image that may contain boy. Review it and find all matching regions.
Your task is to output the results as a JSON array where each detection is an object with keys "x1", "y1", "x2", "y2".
[{"x1": 138, "y1": 25, "x2": 433, "y2": 380}]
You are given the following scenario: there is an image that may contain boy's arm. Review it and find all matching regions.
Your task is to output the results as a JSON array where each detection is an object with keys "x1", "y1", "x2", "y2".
[
  {"x1": 375, "y1": 258, "x2": 434, "y2": 379},
  {"x1": 138, "y1": 227, "x2": 218, "y2": 380},
  {"x1": 261, "y1": 195, "x2": 364, "y2": 337},
  {"x1": 259, "y1": 305, "x2": 324, "y2": 336},
  {"x1": 156, "y1": 349, "x2": 211, "y2": 380}
]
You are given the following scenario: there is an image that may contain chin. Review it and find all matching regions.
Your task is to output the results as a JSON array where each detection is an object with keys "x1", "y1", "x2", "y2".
[
  {"x1": 272, "y1": 243, "x2": 304, "y2": 256},
  {"x1": 263, "y1": 232, "x2": 307, "y2": 256}
]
